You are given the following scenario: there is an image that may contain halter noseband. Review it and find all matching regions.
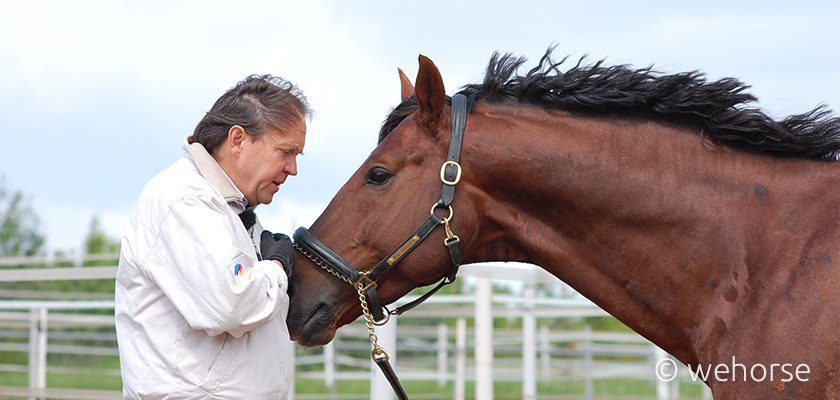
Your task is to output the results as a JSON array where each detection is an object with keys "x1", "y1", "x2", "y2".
[{"x1": 292, "y1": 94, "x2": 469, "y2": 400}]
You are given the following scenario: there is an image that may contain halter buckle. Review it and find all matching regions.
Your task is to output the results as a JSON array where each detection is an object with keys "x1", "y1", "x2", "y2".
[{"x1": 440, "y1": 161, "x2": 462, "y2": 185}]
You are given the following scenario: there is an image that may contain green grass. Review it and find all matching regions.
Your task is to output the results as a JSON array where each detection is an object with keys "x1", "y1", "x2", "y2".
[
  {"x1": 0, "y1": 351, "x2": 122, "y2": 390},
  {"x1": 293, "y1": 378, "x2": 707, "y2": 399},
  {"x1": 1, "y1": 348, "x2": 708, "y2": 398},
  {"x1": 1, "y1": 365, "x2": 708, "y2": 399}
]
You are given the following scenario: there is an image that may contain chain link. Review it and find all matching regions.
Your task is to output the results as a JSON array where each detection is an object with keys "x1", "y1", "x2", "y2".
[
  {"x1": 356, "y1": 280, "x2": 383, "y2": 352},
  {"x1": 293, "y1": 243, "x2": 386, "y2": 355},
  {"x1": 293, "y1": 243, "x2": 354, "y2": 285}
]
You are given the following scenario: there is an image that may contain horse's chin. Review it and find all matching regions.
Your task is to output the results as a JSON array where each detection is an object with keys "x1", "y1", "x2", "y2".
[
  {"x1": 287, "y1": 304, "x2": 339, "y2": 347},
  {"x1": 293, "y1": 325, "x2": 337, "y2": 347}
]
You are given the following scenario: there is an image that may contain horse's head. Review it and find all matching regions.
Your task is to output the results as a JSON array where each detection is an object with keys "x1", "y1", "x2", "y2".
[{"x1": 287, "y1": 56, "x2": 482, "y2": 346}]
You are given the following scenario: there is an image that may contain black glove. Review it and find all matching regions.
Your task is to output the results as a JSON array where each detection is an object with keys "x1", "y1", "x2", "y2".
[{"x1": 260, "y1": 230, "x2": 296, "y2": 278}]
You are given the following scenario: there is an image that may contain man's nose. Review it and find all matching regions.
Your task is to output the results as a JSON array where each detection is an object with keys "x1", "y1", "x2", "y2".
[{"x1": 284, "y1": 158, "x2": 298, "y2": 176}]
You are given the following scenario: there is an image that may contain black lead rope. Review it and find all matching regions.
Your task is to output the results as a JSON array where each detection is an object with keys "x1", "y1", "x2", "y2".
[
  {"x1": 374, "y1": 352, "x2": 410, "y2": 399},
  {"x1": 293, "y1": 94, "x2": 469, "y2": 400}
]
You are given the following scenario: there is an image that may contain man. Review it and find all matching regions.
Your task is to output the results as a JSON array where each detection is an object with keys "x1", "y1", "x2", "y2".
[{"x1": 115, "y1": 75, "x2": 309, "y2": 399}]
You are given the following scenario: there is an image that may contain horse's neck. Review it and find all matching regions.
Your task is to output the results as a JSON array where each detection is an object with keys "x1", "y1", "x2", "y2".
[{"x1": 461, "y1": 104, "x2": 837, "y2": 365}]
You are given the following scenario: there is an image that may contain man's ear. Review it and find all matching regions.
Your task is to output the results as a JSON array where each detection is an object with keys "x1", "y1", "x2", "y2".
[
  {"x1": 415, "y1": 55, "x2": 446, "y2": 134},
  {"x1": 227, "y1": 125, "x2": 246, "y2": 156}
]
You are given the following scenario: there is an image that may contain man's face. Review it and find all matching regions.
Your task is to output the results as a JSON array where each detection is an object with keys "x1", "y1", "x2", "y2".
[{"x1": 235, "y1": 118, "x2": 306, "y2": 206}]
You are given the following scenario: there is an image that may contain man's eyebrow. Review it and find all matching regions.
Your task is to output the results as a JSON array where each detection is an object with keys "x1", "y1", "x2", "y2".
[
  {"x1": 274, "y1": 143, "x2": 304, "y2": 155},
  {"x1": 265, "y1": 134, "x2": 304, "y2": 154}
]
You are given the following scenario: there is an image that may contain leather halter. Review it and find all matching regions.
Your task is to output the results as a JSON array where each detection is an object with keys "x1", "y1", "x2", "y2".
[
  {"x1": 293, "y1": 93, "x2": 467, "y2": 323},
  {"x1": 292, "y1": 93, "x2": 469, "y2": 400}
]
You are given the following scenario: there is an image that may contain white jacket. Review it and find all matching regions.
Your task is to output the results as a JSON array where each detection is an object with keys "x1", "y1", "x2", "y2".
[{"x1": 115, "y1": 141, "x2": 292, "y2": 399}]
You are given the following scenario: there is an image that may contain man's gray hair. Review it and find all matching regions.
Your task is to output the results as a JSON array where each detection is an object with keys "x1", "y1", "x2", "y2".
[{"x1": 189, "y1": 74, "x2": 311, "y2": 155}]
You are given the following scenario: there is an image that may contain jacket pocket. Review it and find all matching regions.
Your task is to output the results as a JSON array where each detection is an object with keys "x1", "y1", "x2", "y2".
[{"x1": 199, "y1": 333, "x2": 242, "y2": 394}]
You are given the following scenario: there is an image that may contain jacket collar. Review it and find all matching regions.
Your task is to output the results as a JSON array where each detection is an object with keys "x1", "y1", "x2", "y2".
[{"x1": 183, "y1": 137, "x2": 249, "y2": 213}]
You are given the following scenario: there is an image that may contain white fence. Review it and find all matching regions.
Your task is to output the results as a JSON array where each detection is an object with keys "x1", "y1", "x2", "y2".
[{"x1": 0, "y1": 254, "x2": 712, "y2": 400}]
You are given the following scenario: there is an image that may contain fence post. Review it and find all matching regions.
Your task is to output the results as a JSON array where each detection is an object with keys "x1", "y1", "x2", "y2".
[
  {"x1": 475, "y1": 275, "x2": 493, "y2": 400},
  {"x1": 455, "y1": 317, "x2": 467, "y2": 400},
  {"x1": 437, "y1": 323, "x2": 448, "y2": 388},
  {"x1": 28, "y1": 308, "x2": 36, "y2": 389},
  {"x1": 289, "y1": 345, "x2": 296, "y2": 400},
  {"x1": 371, "y1": 315, "x2": 398, "y2": 400},
  {"x1": 28, "y1": 308, "x2": 37, "y2": 393},
  {"x1": 522, "y1": 286, "x2": 537, "y2": 400},
  {"x1": 654, "y1": 346, "x2": 670, "y2": 400},
  {"x1": 324, "y1": 340, "x2": 335, "y2": 389},
  {"x1": 539, "y1": 325, "x2": 550, "y2": 381},
  {"x1": 670, "y1": 360, "x2": 680, "y2": 400},
  {"x1": 583, "y1": 325, "x2": 593, "y2": 400},
  {"x1": 28, "y1": 307, "x2": 48, "y2": 396},
  {"x1": 36, "y1": 307, "x2": 48, "y2": 388},
  {"x1": 702, "y1": 383, "x2": 712, "y2": 399}
]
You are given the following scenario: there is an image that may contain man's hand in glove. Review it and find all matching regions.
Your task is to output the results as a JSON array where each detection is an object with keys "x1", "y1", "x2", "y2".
[{"x1": 259, "y1": 230, "x2": 296, "y2": 278}]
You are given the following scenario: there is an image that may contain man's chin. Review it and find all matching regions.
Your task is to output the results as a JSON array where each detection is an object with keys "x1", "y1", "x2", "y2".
[{"x1": 258, "y1": 193, "x2": 276, "y2": 206}]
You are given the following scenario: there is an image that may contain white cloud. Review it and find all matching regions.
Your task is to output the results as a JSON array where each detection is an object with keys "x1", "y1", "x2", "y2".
[
  {"x1": 2, "y1": 1, "x2": 837, "y2": 253},
  {"x1": 0, "y1": 0, "x2": 397, "y2": 252},
  {"x1": 33, "y1": 201, "x2": 126, "y2": 254}
]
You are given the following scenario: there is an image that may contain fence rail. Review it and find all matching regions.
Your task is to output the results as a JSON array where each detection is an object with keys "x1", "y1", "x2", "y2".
[
  {"x1": 0, "y1": 254, "x2": 711, "y2": 400},
  {"x1": 0, "y1": 253, "x2": 120, "y2": 267}
]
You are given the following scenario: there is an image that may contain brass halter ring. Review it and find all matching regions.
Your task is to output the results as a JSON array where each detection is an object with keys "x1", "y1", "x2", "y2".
[{"x1": 430, "y1": 203, "x2": 454, "y2": 224}]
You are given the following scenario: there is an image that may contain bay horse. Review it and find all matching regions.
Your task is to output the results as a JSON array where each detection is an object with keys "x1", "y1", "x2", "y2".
[{"x1": 287, "y1": 49, "x2": 839, "y2": 399}]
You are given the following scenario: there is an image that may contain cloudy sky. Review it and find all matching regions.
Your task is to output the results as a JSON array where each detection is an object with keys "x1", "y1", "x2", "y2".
[{"x1": 1, "y1": 1, "x2": 837, "y2": 253}]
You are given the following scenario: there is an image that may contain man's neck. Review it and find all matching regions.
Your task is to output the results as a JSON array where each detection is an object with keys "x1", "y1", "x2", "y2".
[{"x1": 183, "y1": 140, "x2": 248, "y2": 212}]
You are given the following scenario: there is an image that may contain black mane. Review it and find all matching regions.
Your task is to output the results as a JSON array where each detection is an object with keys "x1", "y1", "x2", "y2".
[{"x1": 380, "y1": 48, "x2": 840, "y2": 160}]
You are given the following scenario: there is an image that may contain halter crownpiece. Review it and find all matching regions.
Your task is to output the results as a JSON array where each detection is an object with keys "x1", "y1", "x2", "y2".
[{"x1": 292, "y1": 93, "x2": 469, "y2": 400}]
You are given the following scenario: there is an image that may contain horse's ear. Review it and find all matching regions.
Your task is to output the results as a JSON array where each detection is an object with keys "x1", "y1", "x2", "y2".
[
  {"x1": 398, "y1": 68, "x2": 414, "y2": 101},
  {"x1": 415, "y1": 55, "x2": 446, "y2": 133}
]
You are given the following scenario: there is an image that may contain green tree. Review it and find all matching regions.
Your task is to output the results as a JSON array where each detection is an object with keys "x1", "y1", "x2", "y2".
[
  {"x1": 0, "y1": 178, "x2": 45, "y2": 257},
  {"x1": 49, "y1": 216, "x2": 120, "y2": 301},
  {"x1": 84, "y1": 216, "x2": 120, "y2": 256}
]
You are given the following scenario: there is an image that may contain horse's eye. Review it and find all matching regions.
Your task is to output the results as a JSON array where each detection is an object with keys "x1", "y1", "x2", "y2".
[{"x1": 366, "y1": 167, "x2": 392, "y2": 185}]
